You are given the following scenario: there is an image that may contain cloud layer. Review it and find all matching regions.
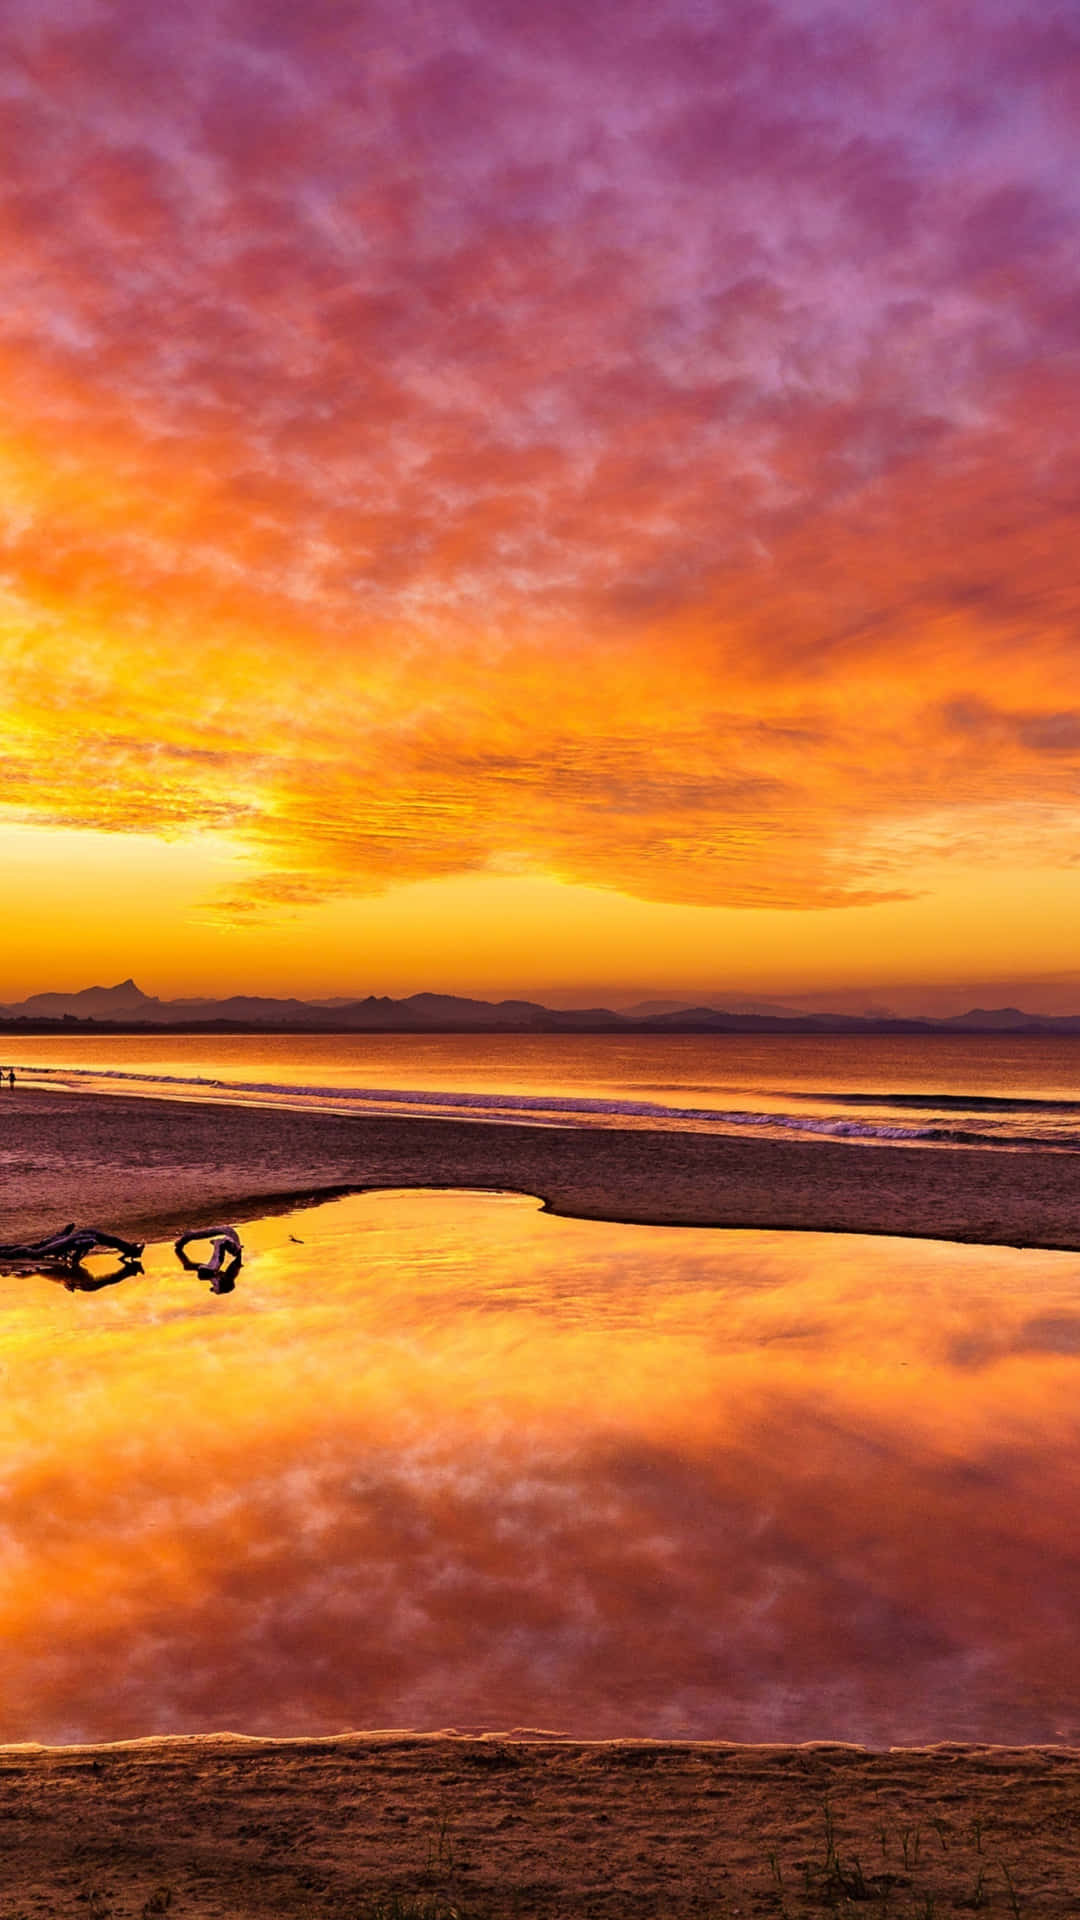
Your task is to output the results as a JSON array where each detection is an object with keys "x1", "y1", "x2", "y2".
[{"x1": 0, "y1": 0, "x2": 1078, "y2": 922}]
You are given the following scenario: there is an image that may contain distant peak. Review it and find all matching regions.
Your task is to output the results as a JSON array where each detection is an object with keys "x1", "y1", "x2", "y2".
[{"x1": 65, "y1": 978, "x2": 155, "y2": 1006}]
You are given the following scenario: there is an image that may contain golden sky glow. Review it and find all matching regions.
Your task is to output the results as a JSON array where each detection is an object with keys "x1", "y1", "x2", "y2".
[{"x1": 1, "y1": 0, "x2": 1078, "y2": 1000}]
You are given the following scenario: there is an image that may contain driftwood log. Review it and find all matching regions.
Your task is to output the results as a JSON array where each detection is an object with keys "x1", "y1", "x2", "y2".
[
  {"x1": 0, "y1": 1223, "x2": 243, "y2": 1294},
  {"x1": 173, "y1": 1226, "x2": 243, "y2": 1275},
  {"x1": 0, "y1": 1223, "x2": 145, "y2": 1269},
  {"x1": 173, "y1": 1226, "x2": 243, "y2": 1292}
]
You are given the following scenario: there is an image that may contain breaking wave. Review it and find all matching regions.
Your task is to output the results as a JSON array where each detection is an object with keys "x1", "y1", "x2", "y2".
[{"x1": 15, "y1": 1061, "x2": 1080, "y2": 1151}]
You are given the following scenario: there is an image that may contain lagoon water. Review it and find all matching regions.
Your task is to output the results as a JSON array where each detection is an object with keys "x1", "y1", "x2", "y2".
[{"x1": 3, "y1": 1188, "x2": 1080, "y2": 1748}]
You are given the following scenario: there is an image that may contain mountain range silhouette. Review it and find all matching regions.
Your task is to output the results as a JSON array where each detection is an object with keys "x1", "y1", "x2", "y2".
[{"x1": 2, "y1": 981, "x2": 1080, "y2": 1034}]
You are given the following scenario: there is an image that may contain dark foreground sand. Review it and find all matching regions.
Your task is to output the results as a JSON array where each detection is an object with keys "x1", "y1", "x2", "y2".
[
  {"x1": 2, "y1": 1734, "x2": 1078, "y2": 1917},
  {"x1": 4, "y1": 1086, "x2": 1080, "y2": 1250}
]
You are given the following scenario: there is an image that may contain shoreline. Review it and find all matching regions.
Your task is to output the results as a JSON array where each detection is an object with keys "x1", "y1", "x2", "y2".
[
  {"x1": 5, "y1": 1085, "x2": 1080, "y2": 1250},
  {"x1": 2, "y1": 1732, "x2": 1078, "y2": 1914}
]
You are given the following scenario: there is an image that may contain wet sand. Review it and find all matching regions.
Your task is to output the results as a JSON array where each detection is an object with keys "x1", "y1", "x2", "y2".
[
  {"x1": 2, "y1": 1733, "x2": 1078, "y2": 1916},
  {"x1": 3, "y1": 1084, "x2": 1080, "y2": 1250}
]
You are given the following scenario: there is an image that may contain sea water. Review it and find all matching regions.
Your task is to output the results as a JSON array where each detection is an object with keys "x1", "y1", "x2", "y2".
[{"x1": 9, "y1": 1029, "x2": 1080, "y2": 1149}]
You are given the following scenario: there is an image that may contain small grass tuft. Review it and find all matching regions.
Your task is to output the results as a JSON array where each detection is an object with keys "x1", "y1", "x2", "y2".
[
  {"x1": 1000, "y1": 1860, "x2": 1022, "y2": 1919},
  {"x1": 361, "y1": 1898, "x2": 462, "y2": 1920},
  {"x1": 424, "y1": 1809, "x2": 458, "y2": 1878}
]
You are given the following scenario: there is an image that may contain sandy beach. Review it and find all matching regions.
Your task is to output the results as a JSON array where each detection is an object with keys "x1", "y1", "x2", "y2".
[
  {"x1": 4, "y1": 1085, "x2": 1080, "y2": 1251},
  {"x1": 6, "y1": 1090, "x2": 1080, "y2": 1911},
  {"x1": 2, "y1": 1732, "x2": 1078, "y2": 1916}
]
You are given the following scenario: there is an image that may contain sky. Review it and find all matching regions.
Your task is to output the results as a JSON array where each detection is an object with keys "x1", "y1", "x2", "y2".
[{"x1": 0, "y1": 0, "x2": 1078, "y2": 1005}]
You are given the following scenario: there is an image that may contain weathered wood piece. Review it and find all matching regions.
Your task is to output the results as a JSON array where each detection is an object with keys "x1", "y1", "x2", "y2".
[
  {"x1": 0, "y1": 1224, "x2": 145, "y2": 1269},
  {"x1": 173, "y1": 1225, "x2": 243, "y2": 1276},
  {"x1": 173, "y1": 1226, "x2": 243, "y2": 1291}
]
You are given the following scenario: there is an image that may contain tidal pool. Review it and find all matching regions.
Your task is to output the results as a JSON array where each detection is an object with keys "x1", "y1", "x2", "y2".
[{"x1": 2, "y1": 1189, "x2": 1079, "y2": 1748}]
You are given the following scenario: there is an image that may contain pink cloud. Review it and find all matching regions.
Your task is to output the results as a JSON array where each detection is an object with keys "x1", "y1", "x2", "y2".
[{"x1": 0, "y1": 0, "x2": 1077, "y2": 908}]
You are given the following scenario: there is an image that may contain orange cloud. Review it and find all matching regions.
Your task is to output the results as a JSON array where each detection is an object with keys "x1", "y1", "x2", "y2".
[{"x1": 0, "y1": 0, "x2": 1078, "y2": 974}]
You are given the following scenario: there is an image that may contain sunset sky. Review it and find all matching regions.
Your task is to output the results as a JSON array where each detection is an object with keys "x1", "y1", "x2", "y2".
[{"x1": 1, "y1": 0, "x2": 1078, "y2": 1004}]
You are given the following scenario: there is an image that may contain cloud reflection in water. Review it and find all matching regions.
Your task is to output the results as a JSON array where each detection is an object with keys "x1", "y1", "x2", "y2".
[{"x1": 2, "y1": 1190, "x2": 1079, "y2": 1747}]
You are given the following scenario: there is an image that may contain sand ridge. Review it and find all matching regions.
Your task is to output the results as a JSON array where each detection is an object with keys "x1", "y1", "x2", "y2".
[{"x1": 5, "y1": 1087, "x2": 1080, "y2": 1251}]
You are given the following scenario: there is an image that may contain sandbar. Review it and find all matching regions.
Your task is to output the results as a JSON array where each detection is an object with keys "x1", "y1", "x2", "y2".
[{"x1": 3, "y1": 1084, "x2": 1080, "y2": 1250}]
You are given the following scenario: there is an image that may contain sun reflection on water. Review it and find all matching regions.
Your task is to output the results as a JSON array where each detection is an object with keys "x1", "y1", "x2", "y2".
[{"x1": 2, "y1": 1189, "x2": 1079, "y2": 1747}]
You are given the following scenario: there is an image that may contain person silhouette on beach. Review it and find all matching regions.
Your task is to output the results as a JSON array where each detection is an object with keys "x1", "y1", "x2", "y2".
[{"x1": 7, "y1": 1069, "x2": 13, "y2": 1088}]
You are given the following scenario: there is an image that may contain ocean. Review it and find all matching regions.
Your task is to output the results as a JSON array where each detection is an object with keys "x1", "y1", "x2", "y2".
[{"x1": 7, "y1": 1029, "x2": 1080, "y2": 1150}]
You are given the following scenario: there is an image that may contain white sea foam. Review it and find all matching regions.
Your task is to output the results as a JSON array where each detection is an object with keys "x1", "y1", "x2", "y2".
[{"x1": 16, "y1": 1060, "x2": 1080, "y2": 1150}]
